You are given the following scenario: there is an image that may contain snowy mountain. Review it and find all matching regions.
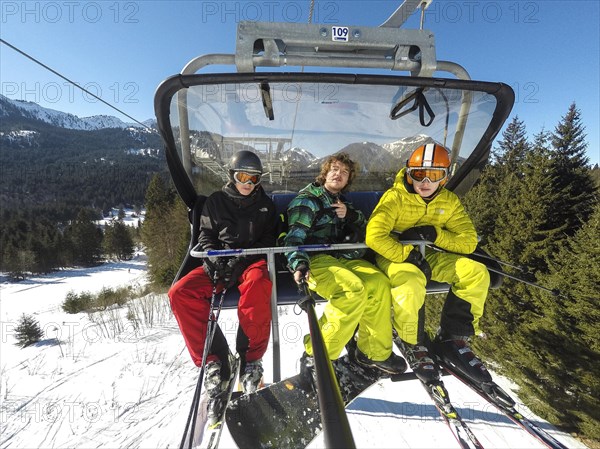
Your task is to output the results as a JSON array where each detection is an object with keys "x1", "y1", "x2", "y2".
[
  {"x1": 382, "y1": 134, "x2": 437, "y2": 161},
  {"x1": 280, "y1": 146, "x2": 318, "y2": 166},
  {"x1": 0, "y1": 94, "x2": 152, "y2": 131},
  {"x1": 0, "y1": 261, "x2": 586, "y2": 449},
  {"x1": 0, "y1": 97, "x2": 165, "y2": 210},
  {"x1": 337, "y1": 141, "x2": 401, "y2": 172}
]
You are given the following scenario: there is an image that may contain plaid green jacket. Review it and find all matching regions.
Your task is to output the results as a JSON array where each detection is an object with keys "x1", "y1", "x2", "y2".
[{"x1": 283, "y1": 182, "x2": 366, "y2": 271}]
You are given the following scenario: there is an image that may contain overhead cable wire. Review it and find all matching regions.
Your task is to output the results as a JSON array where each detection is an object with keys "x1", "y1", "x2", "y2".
[{"x1": 0, "y1": 38, "x2": 154, "y2": 131}]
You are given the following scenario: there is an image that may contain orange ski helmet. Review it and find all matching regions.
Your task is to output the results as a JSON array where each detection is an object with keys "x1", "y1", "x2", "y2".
[{"x1": 406, "y1": 143, "x2": 451, "y2": 186}]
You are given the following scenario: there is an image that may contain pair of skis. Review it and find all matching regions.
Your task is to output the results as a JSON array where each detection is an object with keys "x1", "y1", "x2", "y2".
[
  {"x1": 442, "y1": 363, "x2": 570, "y2": 449},
  {"x1": 391, "y1": 336, "x2": 484, "y2": 449},
  {"x1": 391, "y1": 335, "x2": 570, "y2": 449}
]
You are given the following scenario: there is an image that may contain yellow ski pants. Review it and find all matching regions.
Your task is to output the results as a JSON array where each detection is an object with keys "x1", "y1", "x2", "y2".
[
  {"x1": 376, "y1": 251, "x2": 490, "y2": 345},
  {"x1": 304, "y1": 254, "x2": 393, "y2": 361}
]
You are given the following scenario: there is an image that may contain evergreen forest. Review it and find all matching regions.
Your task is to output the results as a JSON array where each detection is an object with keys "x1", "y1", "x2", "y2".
[{"x1": 0, "y1": 113, "x2": 167, "y2": 276}]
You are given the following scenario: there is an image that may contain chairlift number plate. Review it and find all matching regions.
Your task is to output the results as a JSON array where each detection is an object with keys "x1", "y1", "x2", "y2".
[{"x1": 331, "y1": 26, "x2": 349, "y2": 42}]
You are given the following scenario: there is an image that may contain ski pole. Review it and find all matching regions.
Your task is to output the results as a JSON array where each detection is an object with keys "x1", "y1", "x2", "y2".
[
  {"x1": 483, "y1": 265, "x2": 562, "y2": 297},
  {"x1": 427, "y1": 245, "x2": 562, "y2": 298},
  {"x1": 391, "y1": 230, "x2": 527, "y2": 272},
  {"x1": 470, "y1": 249, "x2": 527, "y2": 273},
  {"x1": 181, "y1": 284, "x2": 218, "y2": 449},
  {"x1": 181, "y1": 283, "x2": 228, "y2": 449},
  {"x1": 190, "y1": 284, "x2": 228, "y2": 448}
]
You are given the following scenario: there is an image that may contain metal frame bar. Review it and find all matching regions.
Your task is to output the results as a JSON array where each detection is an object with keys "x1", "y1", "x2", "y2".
[{"x1": 190, "y1": 241, "x2": 429, "y2": 382}]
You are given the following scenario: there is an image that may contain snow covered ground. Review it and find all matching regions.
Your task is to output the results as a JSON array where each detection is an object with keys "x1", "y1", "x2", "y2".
[{"x1": 0, "y1": 257, "x2": 587, "y2": 448}]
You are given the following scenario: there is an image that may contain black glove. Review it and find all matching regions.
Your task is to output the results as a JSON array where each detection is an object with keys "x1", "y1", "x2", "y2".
[
  {"x1": 339, "y1": 223, "x2": 365, "y2": 244},
  {"x1": 404, "y1": 248, "x2": 432, "y2": 282},
  {"x1": 203, "y1": 256, "x2": 228, "y2": 282},
  {"x1": 397, "y1": 225, "x2": 437, "y2": 243},
  {"x1": 293, "y1": 262, "x2": 309, "y2": 284},
  {"x1": 223, "y1": 257, "x2": 244, "y2": 289}
]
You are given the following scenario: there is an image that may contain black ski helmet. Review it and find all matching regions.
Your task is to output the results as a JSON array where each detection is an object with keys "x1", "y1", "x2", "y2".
[{"x1": 228, "y1": 150, "x2": 263, "y2": 182}]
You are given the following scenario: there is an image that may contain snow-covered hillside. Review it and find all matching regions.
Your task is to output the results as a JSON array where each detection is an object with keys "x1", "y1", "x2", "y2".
[
  {"x1": 0, "y1": 94, "x2": 149, "y2": 130},
  {"x1": 0, "y1": 260, "x2": 585, "y2": 448}
]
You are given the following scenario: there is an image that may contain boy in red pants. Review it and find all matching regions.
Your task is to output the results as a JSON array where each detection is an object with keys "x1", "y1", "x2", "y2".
[{"x1": 169, "y1": 150, "x2": 277, "y2": 401}]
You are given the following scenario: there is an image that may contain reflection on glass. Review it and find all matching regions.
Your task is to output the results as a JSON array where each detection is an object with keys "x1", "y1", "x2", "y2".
[{"x1": 168, "y1": 81, "x2": 497, "y2": 193}]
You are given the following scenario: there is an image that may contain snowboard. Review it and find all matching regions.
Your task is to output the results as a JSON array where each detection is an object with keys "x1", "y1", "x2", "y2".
[{"x1": 225, "y1": 352, "x2": 381, "y2": 449}]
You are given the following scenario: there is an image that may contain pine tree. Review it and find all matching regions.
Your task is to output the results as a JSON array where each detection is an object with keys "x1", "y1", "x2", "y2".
[
  {"x1": 465, "y1": 116, "x2": 530, "y2": 244},
  {"x1": 30, "y1": 218, "x2": 64, "y2": 274},
  {"x1": 515, "y1": 202, "x2": 600, "y2": 438},
  {"x1": 515, "y1": 130, "x2": 564, "y2": 273},
  {"x1": 66, "y1": 209, "x2": 103, "y2": 267},
  {"x1": 464, "y1": 112, "x2": 599, "y2": 441},
  {"x1": 144, "y1": 174, "x2": 174, "y2": 211},
  {"x1": 104, "y1": 221, "x2": 135, "y2": 260},
  {"x1": 142, "y1": 176, "x2": 190, "y2": 287},
  {"x1": 466, "y1": 120, "x2": 563, "y2": 384},
  {"x1": 14, "y1": 314, "x2": 44, "y2": 348},
  {"x1": 548, "y1": 103, "x2": 597, "y2": 236},
  {"x1": 547, "y1": 202, "x2": 600, "y2": 354},
  {"x1": 462, "y1": 166, "x2": 501, "y2": 245},
  {"x1": 4, "y1": 247, "x2": 36, "y2": 281},
  {"x1": 493, "y1": 116, "x2": 529, "y2": 170},
  {"x1": 465, "y1": 117, "x2": 536, "y2": 335}
]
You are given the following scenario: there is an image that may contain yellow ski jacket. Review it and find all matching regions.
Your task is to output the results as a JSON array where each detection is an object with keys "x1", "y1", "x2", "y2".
[{"x1": 366, "y1": 168, "x2": 478, "y2": 263}]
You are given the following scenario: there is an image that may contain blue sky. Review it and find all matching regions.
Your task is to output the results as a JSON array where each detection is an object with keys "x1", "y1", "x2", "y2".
[{"x1": 1, "y1": 1, "x2": 598, "y2": 164}]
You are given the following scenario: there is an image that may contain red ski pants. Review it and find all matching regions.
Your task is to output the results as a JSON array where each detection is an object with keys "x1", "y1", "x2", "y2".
[{"x1": 168, "y1": 259, "x2": 272, "y2": 367}]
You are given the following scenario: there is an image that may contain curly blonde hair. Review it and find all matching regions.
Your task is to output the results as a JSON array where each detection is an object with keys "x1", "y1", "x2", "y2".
[{"x1": 316, "y1": 152, "x2": 358, "y2": 191}]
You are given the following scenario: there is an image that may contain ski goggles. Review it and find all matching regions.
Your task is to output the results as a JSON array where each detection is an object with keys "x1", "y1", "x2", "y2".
[
  {"x1": 233, "y1": 171, "x2": 261, "y2": 185},
  {"x1": 407, "y1": 167, "x2": 448, "y2": 183}
]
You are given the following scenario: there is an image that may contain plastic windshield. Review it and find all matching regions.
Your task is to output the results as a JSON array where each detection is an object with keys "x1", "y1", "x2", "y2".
[{"x1": 155, "y1": 73, "x2": 513, "y2": 202}]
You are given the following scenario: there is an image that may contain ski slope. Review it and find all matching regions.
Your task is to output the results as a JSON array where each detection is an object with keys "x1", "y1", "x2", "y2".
[{"x1": 0, "y1": 257, "x2": 586, "y2": 448}]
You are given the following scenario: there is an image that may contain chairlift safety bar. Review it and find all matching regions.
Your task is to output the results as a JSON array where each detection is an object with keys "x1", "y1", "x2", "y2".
[{"x1": 191, "y1": 240, "x2": 429, "y2": 382}]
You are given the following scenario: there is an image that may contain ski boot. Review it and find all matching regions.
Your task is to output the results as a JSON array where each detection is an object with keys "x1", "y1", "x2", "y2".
[
  {"x1": 299, "y1": 351, "x2": 317, "y2": 390},
  {"x1": 432, "y1": 329, "x2": 492, "y2": 385},
  {"x1": 395, "y1": 338, "x2": 440, "y2": 385},
  {"x1": 205, "y1": 357, "x2": 235, "y2": 426},
  {"x1": 354, "y1": 347, "x2": 407, "y2": 375},
  {"x1": 433, "y1": 330, "x2": 516, "y2": 408},
  {"x1": 240, "y1": 359, "x2": 264, "y2": 394}
]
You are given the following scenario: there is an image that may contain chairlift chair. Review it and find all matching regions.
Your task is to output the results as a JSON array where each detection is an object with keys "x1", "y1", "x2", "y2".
[{"x1": 154, "y1": 0, "x2": 515, "y2": 383}]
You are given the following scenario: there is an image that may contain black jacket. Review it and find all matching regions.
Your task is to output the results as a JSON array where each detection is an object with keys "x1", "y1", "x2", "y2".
[{"x1": 198, "y1": 183, "x2": 277, "y2": 268}]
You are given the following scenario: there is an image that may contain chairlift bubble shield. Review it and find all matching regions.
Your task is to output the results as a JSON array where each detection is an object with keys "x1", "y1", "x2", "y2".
[{"x1": 154, "y1": 73, "x2": 514, "y2": 207}]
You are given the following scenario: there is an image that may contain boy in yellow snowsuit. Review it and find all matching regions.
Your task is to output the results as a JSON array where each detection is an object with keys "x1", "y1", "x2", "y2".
[{"x1": 366, "y1": 143, "x2": 492, "y2": 386}]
